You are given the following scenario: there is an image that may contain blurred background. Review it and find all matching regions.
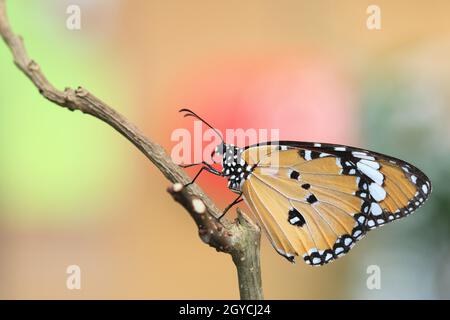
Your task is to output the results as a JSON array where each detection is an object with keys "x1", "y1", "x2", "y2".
[{"x1": 0, "y1": 0, "x2": 449, "y2": 299}]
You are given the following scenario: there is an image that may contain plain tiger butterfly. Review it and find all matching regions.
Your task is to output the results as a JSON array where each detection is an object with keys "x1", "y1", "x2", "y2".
[{"x1": 179, "y1": 109, "x2": 432, "y2": 266}]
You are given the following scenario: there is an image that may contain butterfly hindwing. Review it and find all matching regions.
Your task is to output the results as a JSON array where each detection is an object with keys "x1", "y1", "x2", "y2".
[{"x1": 240, "y1": 141, "x2": 431, "y2": 266}]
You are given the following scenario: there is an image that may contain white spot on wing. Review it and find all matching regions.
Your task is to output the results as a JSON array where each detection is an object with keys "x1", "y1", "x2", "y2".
[
  {"x1": 370, "y1": 202, "x2": 383, "y2": 216},
  {"x1": 352, "y1": 151, "x2": 375, "y2": 161},
  {"x1": 290, "y1": 216, "x2": 300, "y2": 224},
  {"x1": 369, "y1": 183, "x2": 387, "y2": 201},
  {"x1": 422, "y1": 184, "x2": 428, "y2": 194},
  {"x1": 304, "y1": 150, "x2": 312, "y2": 161},
  {"x1": 356, "y1": 161, "x2": 384, "y2": 185},
  {"x1": 359, "y1": 159, "x2": 380, "y2": 169}
]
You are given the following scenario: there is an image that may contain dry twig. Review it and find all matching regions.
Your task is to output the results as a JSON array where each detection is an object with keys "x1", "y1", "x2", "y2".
[{"x1": 0, "y1": 0, "x2": 262, "y2": 300}]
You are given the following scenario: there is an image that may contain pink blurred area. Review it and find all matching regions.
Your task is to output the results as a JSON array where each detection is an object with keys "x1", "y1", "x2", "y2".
[
  {"x1": 2, "y1": 0, "x2": 450, "y2": 299},
  {"x1": 168, "y1": 53, "x2": 358, "y2": 142},
  {"x1": 163, "y1": 53, "x2": 358, "y2": 207}
]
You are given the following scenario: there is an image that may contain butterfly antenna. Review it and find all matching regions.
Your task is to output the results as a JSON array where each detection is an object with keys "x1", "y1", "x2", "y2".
[{"x1": 179, "y1": 108, "x2": 224, "y2": 143}]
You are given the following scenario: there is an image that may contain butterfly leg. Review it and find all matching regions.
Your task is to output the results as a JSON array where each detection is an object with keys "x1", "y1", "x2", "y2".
[
  {"x1": 179, "y1": 161, "x2": 209, "y2": 168},
  {"x1": 218, "y1": 193, "x2": 243, "y2": 220},
  {"x1": 183, "y1": 165, "x2": 223, "y2": 188}
]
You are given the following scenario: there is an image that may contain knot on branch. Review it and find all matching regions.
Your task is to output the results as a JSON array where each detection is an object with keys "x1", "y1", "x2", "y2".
[
  {"x1": 191, "y1": 198, "x2": 206, "y2": 214},
  {"x1": 62, "y1": 87, "x2": 90, "y2": 112},
  {"x1": 62, "y1": 87, "x2": 79, "y2": 111},
  {"x1": 75, "y1": 86, "x2": 88, "y2": 97},
  {"x1": 27, "y1": 59, "x2": 39, "y2": 71}
]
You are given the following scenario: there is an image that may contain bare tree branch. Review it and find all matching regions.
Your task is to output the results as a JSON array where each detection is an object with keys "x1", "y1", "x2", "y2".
[{"x1": 0, "y1": 0, "x2": 263, "y2": 300}]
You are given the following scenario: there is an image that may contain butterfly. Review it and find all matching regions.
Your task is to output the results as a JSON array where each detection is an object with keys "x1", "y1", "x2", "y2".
[{"x1": 179, "y1": 109, "x2": 432, "y2": 266}]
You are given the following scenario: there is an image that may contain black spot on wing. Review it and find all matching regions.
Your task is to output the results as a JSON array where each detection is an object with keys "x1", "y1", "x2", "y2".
[
  {"x1": 301, "y1": 183, "x2": 311, "y2": 190},
  {"x1": 289, "y1": 170, "x2": 300, "y2": 180},
  {"x1": 298, "y1": 149, "x2": 321, "y2": 160},
  {"x1": 306, "y1": 194, "x2": 318, "y2": 204},
  {"x1": 288, "y1": 208, "x2": 306, "y2": 227}
]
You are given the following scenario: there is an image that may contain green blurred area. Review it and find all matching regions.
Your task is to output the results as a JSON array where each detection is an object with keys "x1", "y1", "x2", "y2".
[
  {"x1": 363, "y1": 66, "x2": 450, "y2": 241},
  {"x1": 351, "y1": 59, "x2": 450, "y2": 298},
  {"x1": 0, "y1": 1, "x2": 129, "y2": 224}
]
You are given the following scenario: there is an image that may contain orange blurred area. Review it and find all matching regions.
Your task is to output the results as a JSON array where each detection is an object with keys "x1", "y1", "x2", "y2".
[{"x1": 1, "y1": 0, "x2": 450, "y2": 299}]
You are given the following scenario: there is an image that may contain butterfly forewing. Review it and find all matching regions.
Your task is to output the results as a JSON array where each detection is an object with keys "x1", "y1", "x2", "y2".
[{"x1": 240, "y1": 141, "x2": 431, "y2": 266}]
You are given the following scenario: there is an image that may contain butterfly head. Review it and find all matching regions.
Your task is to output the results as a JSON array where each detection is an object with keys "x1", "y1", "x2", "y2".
[{"x1": 180, "y1": 108, "x2": 252, "y2": 191}]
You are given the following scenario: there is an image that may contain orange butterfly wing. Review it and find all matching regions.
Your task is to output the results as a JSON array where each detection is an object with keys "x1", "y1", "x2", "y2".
[{"x1": 240, "y1": 142, "x2": 431, "y2": 266}]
